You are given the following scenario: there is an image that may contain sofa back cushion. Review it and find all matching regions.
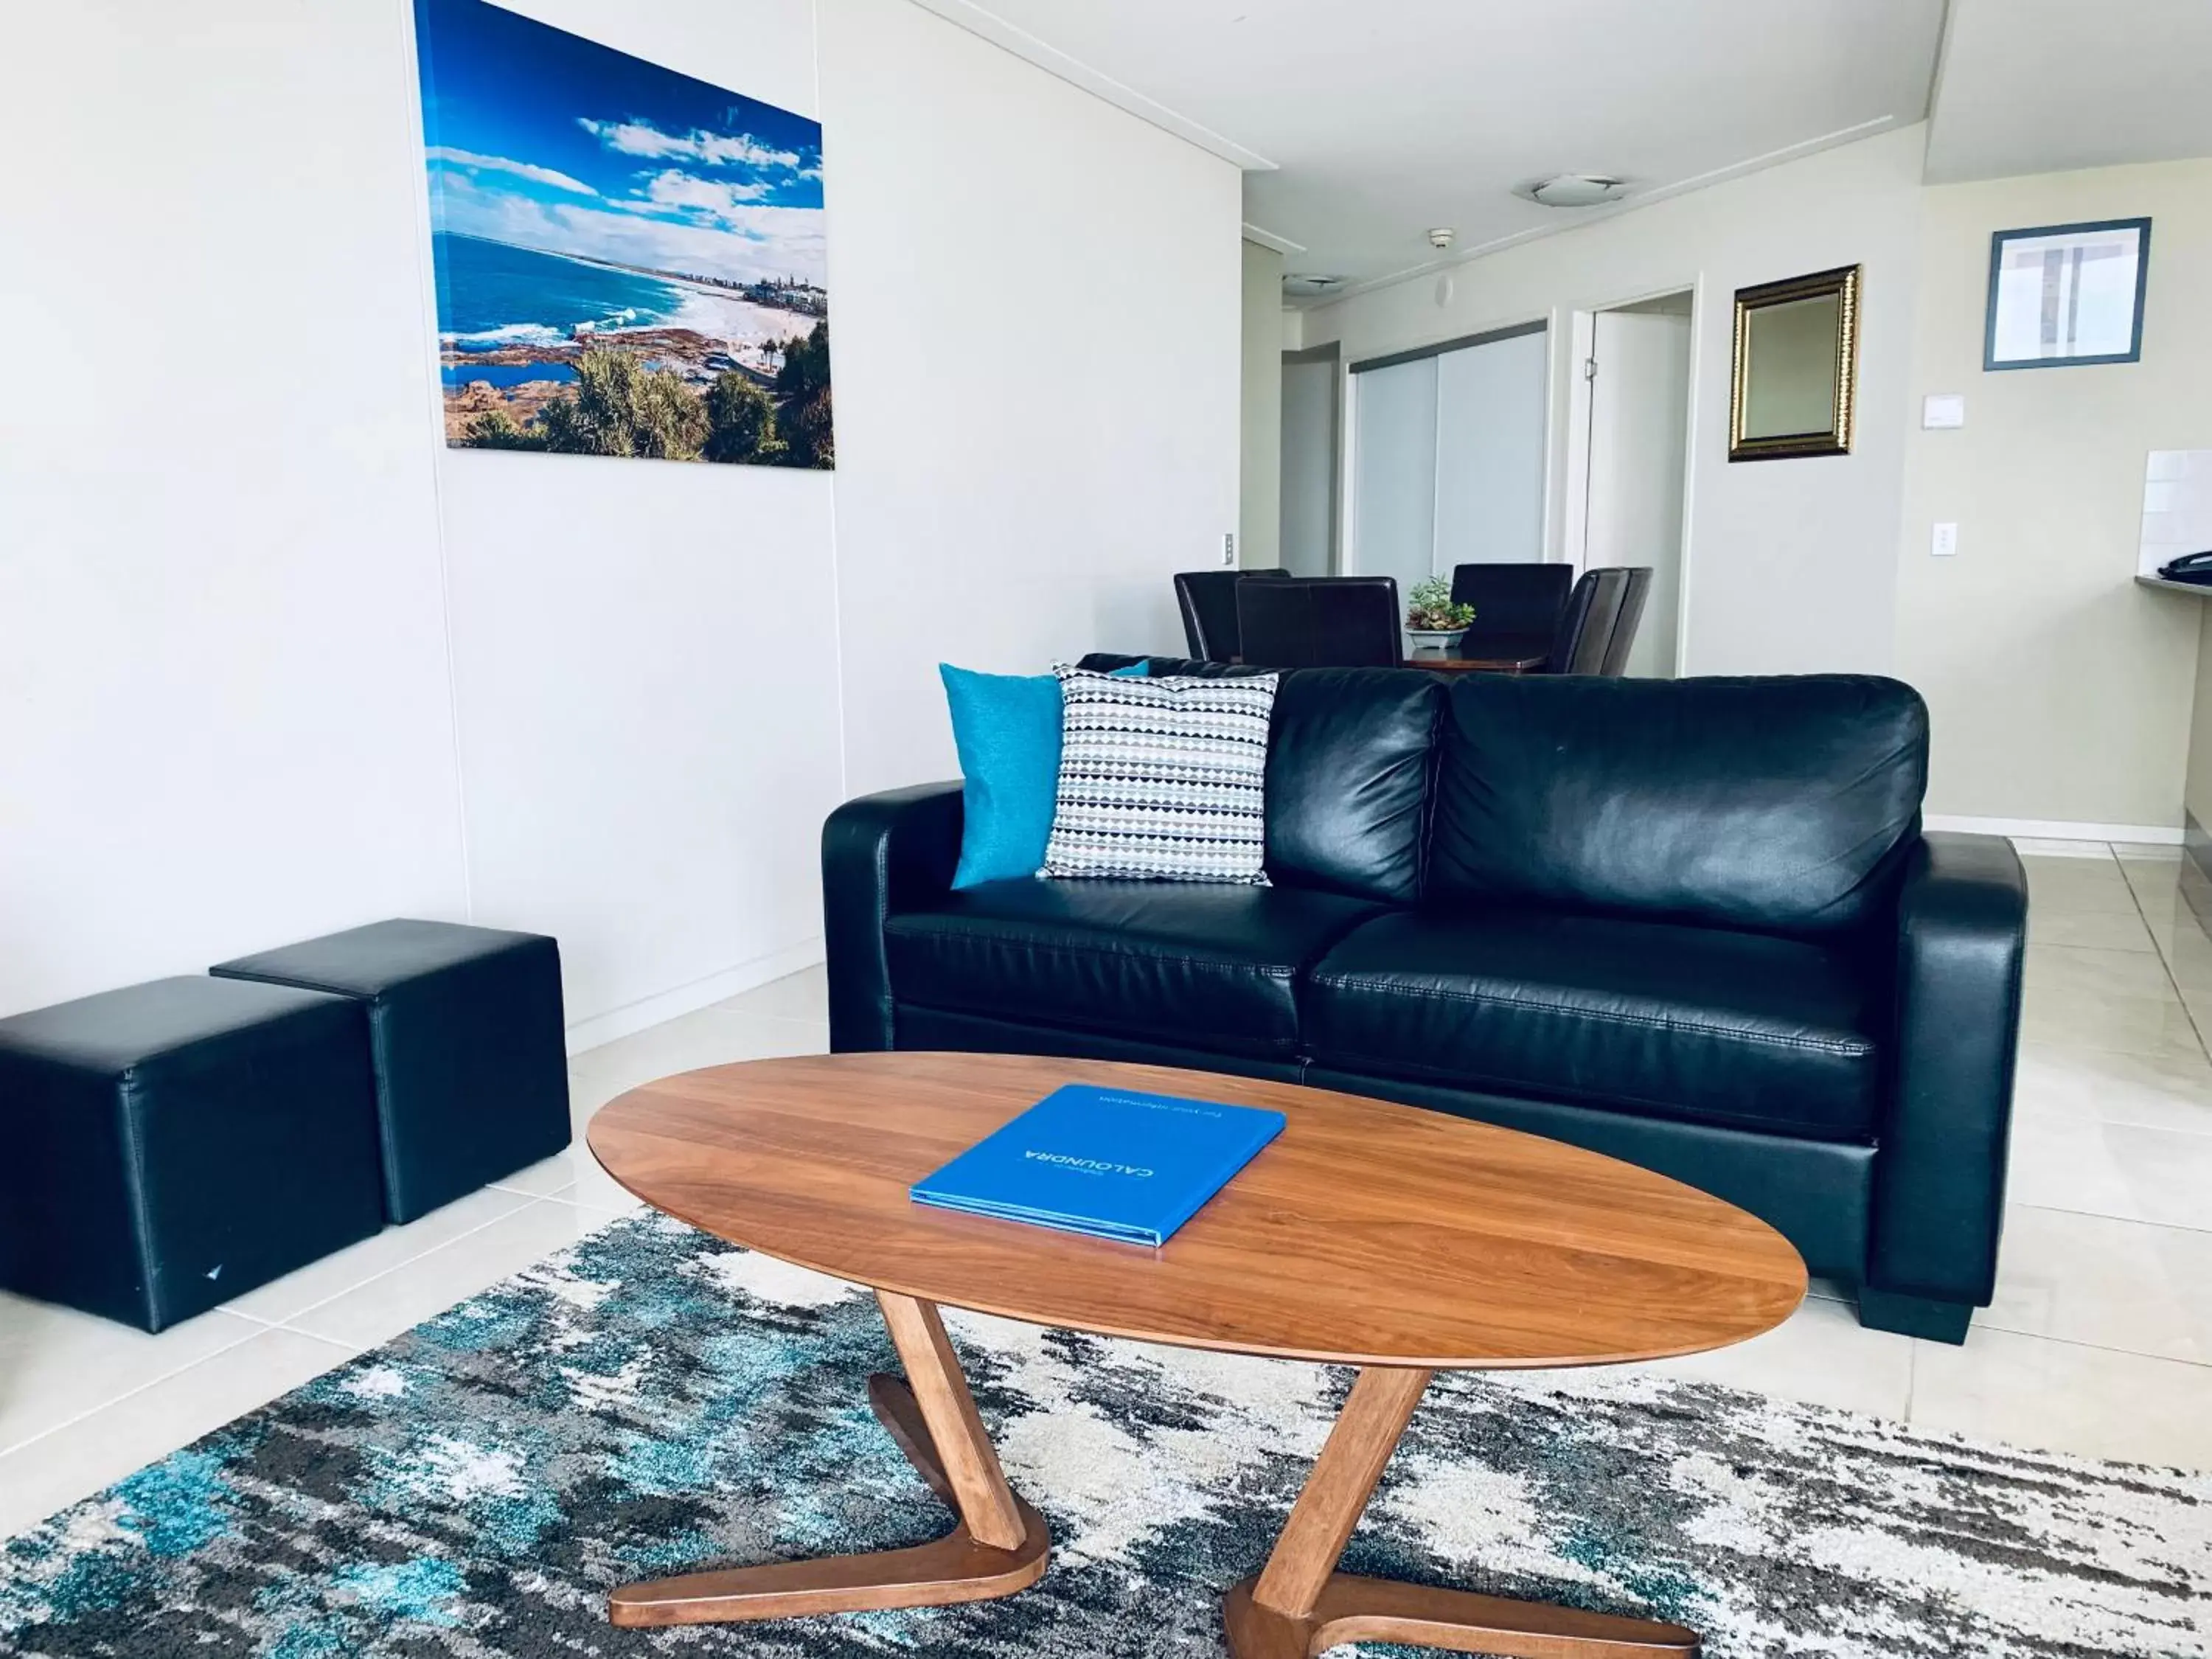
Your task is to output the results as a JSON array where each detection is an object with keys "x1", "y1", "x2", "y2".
[
  {"x1": 1265, "y1": 669, "x2": 1444, "y2": 904},
  {"x1": 1428, "y1": 674, "x2": 1927, "y2": 936}
]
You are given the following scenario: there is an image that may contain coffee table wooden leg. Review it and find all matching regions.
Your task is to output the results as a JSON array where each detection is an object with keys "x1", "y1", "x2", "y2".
[
  {"x1": 1225, "y1": 1366, "x2": 1700, "y2": 1659},
  {"x1": 607, "y1": 1292, "x2": 1048, "y2": 1628}
]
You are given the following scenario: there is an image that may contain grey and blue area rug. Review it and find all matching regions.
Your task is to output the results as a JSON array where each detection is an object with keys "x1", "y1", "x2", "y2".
[{"x1": 1, "y1": 1211, "x2": 2205, "y2": 1658}]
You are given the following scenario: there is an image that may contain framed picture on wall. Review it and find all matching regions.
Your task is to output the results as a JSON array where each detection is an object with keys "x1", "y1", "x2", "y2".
[
  {"x1": 412, "y1": 0, "x2": 832, "y2": 467},
  {"x1": 1984, "y1": 218, "x2": 2150, "y2": 370}
]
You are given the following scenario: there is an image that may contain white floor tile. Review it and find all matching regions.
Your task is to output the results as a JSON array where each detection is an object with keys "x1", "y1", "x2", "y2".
[
  {"x1": 1910, "y1": 1326, "x2": 2212, "y2": 1470},
  {"x1": 2160, "y1": 925, "x2": 2212, "y2": 994},
  {"x1": 2125, "y1": 859, "x2": 2191, "y2": 908},
  {"x1": 2019, "y1": 855, "x2": 2137, "y2": 915},
  {"x1": 0, "y1": 1328, "x2": 353, "y2": 1540},
  {"x1": 494, "y1": 1142, "x2": 646, "y2": 1215},
  {"x1": 0, "y1": 1300, "x2": 262, "y2": 1455},
  {"x1": 2019, "y1": 981, "x2": 2205, "y2": 1060},
  {"x1": 1630, "y1": 1295, "x2": 1914, "y2": 1420},
  {"x1": 1983, "y1": 1206, "x2": 2212, "y2": 1364},
  {"x1": 2011, "y1": 837, "x2": 2118, "y2": 859},
  {"x1": 2022, "y1": 942, "x2": 2178, "y2": 1002},
  {"x1": 284, "y1": 1199, "x2": 617, "y2": 1352},
  {"x1": 566, "y1": 1062, "x2": 634, "y2": 1122},
  {"x1": 2012, "y1": 1043, "x2": 2212, "y2": 1136},
  {"x1": 2025, "y1": 908, "x2": 2158, "y2": 953},
  {"x1": 2133, "y1": 869, "x2": 2212, "y2": 948},
  {"x1": 2111, "y1": 842, "x2": 2185, "y2": 863},
  {"x1": 2177, "y1": 986, "x2": 2212, "y2": 1046},
  {"x1": 714, "y1": 961, "x2": 828, "y2": 1025},
  {"x1": 2006, "y1": 1116, "x2": 2212, "y2": 1231},
  {"x1": 566, "y1": 1007, "x2": 830, "y2": 1105},
  {"x1": 218, "y1": 1184, "x2": 535, "y2": 1326},
  {"x1": 2121, "y1": 866, "x2": 2188, "y2": 922},
  {"x1": 2115, "y1": 858, "x2": 2185, "y2": 898}
]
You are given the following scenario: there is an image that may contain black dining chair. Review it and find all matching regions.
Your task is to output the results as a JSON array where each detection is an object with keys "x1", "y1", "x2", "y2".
[
  {"x1": 1235, "y1": 576, "x2": 1403, "y2": 668},
  {"x1": 1173, "y1": 568, "x2": 1290, "y2": 661},
  {"x1": 1599, "y1": 567, "x2": 1655, "y2": 676},
  {"x1": 1448, "y1": 563, "x2": 1573, "y2": 655},
  {"x1": 1538, "y1": 568, "x2": 1631, "y2": 675}
]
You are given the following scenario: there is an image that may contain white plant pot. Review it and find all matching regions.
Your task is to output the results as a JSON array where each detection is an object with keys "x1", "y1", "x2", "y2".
[{"x1": 1405, "y1": 628, "x2": 1467, "y2": 653}]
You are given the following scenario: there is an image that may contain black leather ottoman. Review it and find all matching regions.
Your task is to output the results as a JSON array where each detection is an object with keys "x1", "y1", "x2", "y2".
[
  {"x1": 212, "y1": 919, "x2": 571, "y2": 1223},
  {"x1": 0, "y1": 976, "x2": 385, "y2": 1332}
]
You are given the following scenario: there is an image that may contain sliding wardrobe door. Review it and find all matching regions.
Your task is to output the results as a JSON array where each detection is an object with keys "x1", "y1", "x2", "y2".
[
  {"x1": 1433, "y1": 327, "x2": 1548, "y2": 568},
  {"x1": 1351, "y1": 325, "x2": 1548, "y2": 596},
  {"x1": 1350, "y1": 354, "x2": 1437, "y2": 602}
]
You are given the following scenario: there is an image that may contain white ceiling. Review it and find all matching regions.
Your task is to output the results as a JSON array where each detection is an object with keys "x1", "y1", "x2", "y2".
[
  {"x1": 908, "y1": 0, "x2": 1947, "y2": 289},
  {"x1": 1924, "y1": 0, "x2": 2212, "y2": 184}
]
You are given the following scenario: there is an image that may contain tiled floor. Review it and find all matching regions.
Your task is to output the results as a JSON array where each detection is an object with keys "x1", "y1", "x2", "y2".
[{"x1": 5, "y1": 852, "x2": 2211, "y2": 1538}]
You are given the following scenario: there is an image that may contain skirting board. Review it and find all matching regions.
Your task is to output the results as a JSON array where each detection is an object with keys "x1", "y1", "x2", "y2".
[
  {"x1": 563, "y1": 937, "x2": 824, "y2": 1057},
  {"x1": 1924, "y1": 815, "x2": 2184, "y2": 846}
]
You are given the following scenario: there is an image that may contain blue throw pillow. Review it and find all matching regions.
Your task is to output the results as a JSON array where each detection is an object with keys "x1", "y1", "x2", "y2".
[{"x1": 942, "y1": 661, "x2": 1146, "y2": 888}]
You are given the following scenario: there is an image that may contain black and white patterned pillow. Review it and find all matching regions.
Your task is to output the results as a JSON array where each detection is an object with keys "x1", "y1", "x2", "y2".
[{"x1": 1041, "y1": 668, "x2": 1279, "y2": 883}]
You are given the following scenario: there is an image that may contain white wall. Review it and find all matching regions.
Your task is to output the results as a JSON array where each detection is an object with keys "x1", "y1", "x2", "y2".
[
  {"x1": 821, "y1": 0, "x2": 1242, "y2": 798},
  {"x1": 1239, "y1": 240, "x2": 1286, "y2": 568},
  {"x1": 1306, "y1": 125, "x2": 1927, "y2": 677},
  {"x1": 0, "y1": 1, "x2": 470, "y2": 1018},
  {"x1": 0, "y1": 0, "x2": 1242, "y2": 1029},
  {"x1": 1280, "y1": 353, "x2": 1338, "y2": 576},
  {"x1": 1896, "y1": 158, "x2": 2212, "y2": 830}
]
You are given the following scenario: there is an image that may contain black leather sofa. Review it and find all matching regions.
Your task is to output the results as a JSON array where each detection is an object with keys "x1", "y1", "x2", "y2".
[{"x1": 823, "y1": 663, "x2": 2027, "y2": 1343}]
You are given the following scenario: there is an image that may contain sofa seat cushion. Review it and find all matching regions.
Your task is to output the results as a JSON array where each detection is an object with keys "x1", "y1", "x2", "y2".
[
  {"x1": 1305, "y1": 909, "x2": 1884, "y2": 1141},
  {"x1": 885, "y1": 880, "x2": 1384, "y2": 1058}
]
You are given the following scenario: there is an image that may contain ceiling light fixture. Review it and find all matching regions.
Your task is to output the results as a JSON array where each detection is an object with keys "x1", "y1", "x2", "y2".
[
  {"x1": 1282, "y1": 274, "x2": 1348, "y2": 299},
  {"x1": 1514, "y1": 173, "x2": 1632, "y2": 209}
]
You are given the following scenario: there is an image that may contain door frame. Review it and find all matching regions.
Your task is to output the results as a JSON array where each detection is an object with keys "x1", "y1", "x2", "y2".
[
  {"x1": 1279, "y1": 341, "x2": 1343, "y2": 574},
  {"x1": 1561, "y1": 280, "x2": 1703, "y2": 675}
]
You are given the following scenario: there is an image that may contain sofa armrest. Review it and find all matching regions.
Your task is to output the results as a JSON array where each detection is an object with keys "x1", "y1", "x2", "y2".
[
  {"x1": 1868, "y1": 831, "x2": 2027, "y2": 1311},
  {"x1": 821, "y1": 782, "x2": 964, "y2": 1052}
]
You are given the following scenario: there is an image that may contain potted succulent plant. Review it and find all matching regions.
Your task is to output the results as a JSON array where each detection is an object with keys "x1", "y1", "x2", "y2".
[{"x1": 1404, "y1": 576, "x2": 1476, "y2": 653}]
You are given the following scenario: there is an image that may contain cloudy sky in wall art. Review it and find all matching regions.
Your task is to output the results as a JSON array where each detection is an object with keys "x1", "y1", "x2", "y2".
[{"x1": 414, "y1": 0, "x2": 832, "y2": 467}]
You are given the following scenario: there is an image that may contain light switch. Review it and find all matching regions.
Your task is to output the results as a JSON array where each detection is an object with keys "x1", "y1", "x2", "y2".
[
  {"x1": 1923, "y1": 394, "x2": 1966, "y2": 429},
  {"x1": 1932, "y1": 521, "x2": 1959, "y2": 557}
]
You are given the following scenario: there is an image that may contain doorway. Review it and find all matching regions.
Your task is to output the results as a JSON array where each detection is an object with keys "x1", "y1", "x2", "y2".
[
  {"x1": 1570, "y1": 291, "x2": 1694, "y2": 676},
  {"x1": 1279, "y1": 343, "x2": 1340, "y2": 576}
]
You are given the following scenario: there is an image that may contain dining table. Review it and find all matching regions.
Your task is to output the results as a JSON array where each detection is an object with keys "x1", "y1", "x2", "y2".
[{"x1": 1400, "y1": 631, "x2": 1553, "y2": 674}]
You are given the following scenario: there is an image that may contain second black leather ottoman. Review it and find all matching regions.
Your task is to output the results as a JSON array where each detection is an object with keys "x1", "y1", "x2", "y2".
[{"x1": 212, "y1": 919, "x2": 571, "y2": 1222}]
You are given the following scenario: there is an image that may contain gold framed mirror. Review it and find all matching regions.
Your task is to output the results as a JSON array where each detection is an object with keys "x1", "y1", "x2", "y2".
[{"x1": 1728, "y1": 263, "x2": 1860, "y2": 462}]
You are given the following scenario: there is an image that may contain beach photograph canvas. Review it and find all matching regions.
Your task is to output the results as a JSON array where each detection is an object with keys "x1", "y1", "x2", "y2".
[{"x1": 413, "y1": 0, "x2": 832, "y2": 467}]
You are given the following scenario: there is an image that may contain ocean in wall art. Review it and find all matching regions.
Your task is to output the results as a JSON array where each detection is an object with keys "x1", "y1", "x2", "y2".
[{"x1": 414, "y1": 0, "x2": 832, "y2": 467}]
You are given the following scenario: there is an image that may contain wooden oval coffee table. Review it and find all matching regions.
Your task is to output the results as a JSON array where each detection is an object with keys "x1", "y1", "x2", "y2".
[{"x1": 588, "y1": 1051, "x2": 1805, "y2": 1657}]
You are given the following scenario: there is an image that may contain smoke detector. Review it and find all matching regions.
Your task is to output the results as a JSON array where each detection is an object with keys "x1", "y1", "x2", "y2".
[
  {"x1": 1426, "y1": 226, "x2": 1457, "y2": 251},
  {"x1": 1513, "y1": 173, "x2": 1632, "y2": 209}
]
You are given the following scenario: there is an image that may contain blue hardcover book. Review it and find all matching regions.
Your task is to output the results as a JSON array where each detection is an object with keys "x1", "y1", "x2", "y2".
[{"x1": 910, "y1": 1083, "x2": 1286, "y2": 1247}]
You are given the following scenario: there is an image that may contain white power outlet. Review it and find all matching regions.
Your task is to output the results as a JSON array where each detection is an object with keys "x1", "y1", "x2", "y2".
[
  {"x1": 1222, "y1": 532, "x2": 1237, "y2": 567},
  {"x1": 1932, "y1": 521, "x2": 1959, "y2": 558}
]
